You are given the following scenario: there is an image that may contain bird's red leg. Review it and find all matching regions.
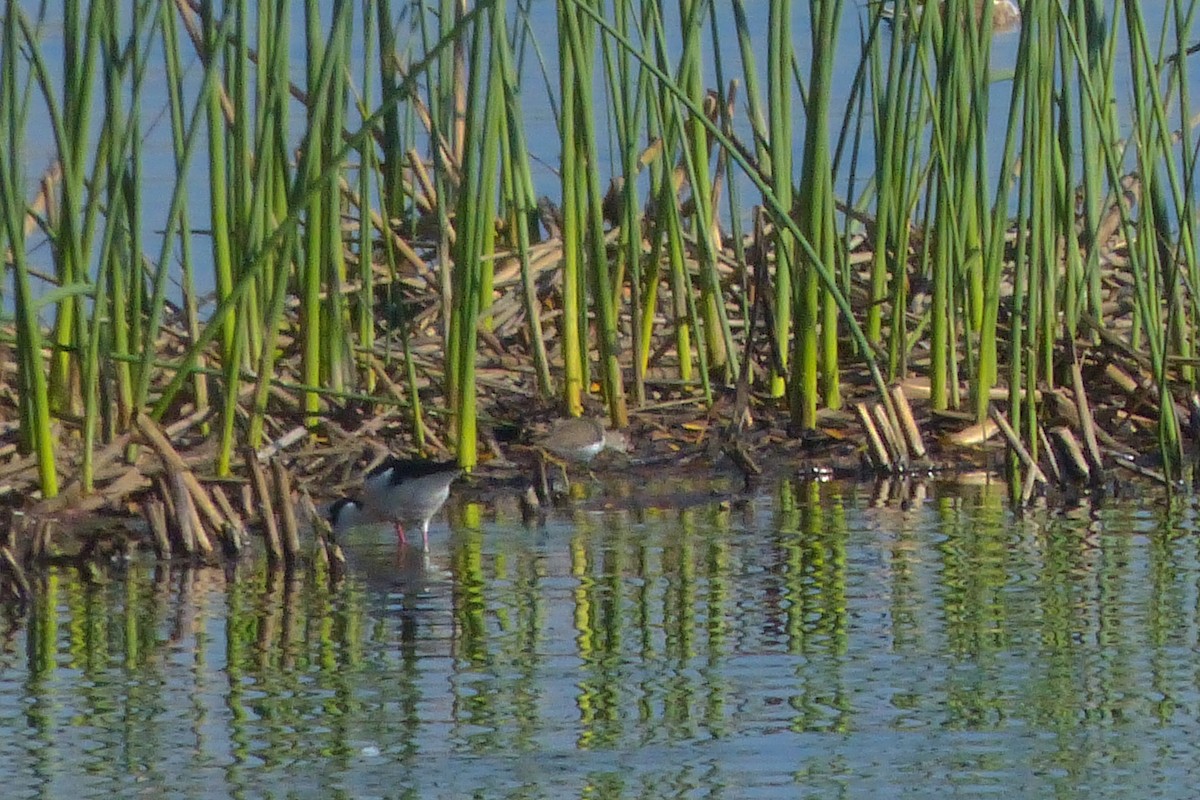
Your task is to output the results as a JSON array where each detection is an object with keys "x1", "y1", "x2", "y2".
[{"x1": 394, "y1": 522, "x2": 408, "y2": 546}]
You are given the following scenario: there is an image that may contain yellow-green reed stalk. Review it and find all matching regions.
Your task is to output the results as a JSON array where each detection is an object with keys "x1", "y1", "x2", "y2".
[
  {"x1": 382, "y1": 3, "x2": 430, "y2": 445},
  {"x1": 791, "y1": 0, "x2": 844, "y2": 428},
  {"x1": 638, "y1": 1, "x2": 694, "y2": 387},
  {"x1": 730, "y1": 0, "x2": 775, "y2": 366},
  {"x1": 322, "y1": 3, "x2": 354, "y2": 395},
  {"x1": 246, "y1": 2, "x2": 303, "y2": 455},
  {"x1": 602, "y1": 0, "x2": 647, "y2": 404},
  {"x1": 200, "y1": 2, "x2": 238, "y2": 369},
  {"x1": 447, "y1": 8, "x2": 501, "y2": 468},
  {"x1": 924, "y1": 0, "x2": 991, "y2": 411},
  {"x1": 1052, "y1": 36, "x2": 1086, "y2": 344},
  {"x1": 865, "y1": 7, "x2": 906, "y2": 349},
  {"x1": 255, "y1": 0, "x2": 293, "y2": 323},
  {"x1": 644, "y1": 0, "x2": 719, "y2": 399},
  {"x1": 957, "y1": 7, "x2": 992, "y2": 342},
  {"x1": 228, "y1": 2, "x2": 263, "y2": 365},
  {"x1": 81, "y1": 4, "x2": 158, "y2": 491},
  {"x1": 1, "y1": 8, "x2": 58, "y2": 498},
  {"x1": 300, "y1": 0, "x2": 328, "y2": 427},
  {"x1": 200, "y1": 2, "x2": 256, "y2": 475},
  {"x1": 816, "y1": 0, "x2": 844, "y2": 414},
  {"x1": 137, "y1": 6, "x2": 237, "y2": 423},
  {"x1": 1167, "y1": 0, "x2": 1199, "y2": 388},
  {"x1": 573, "y1": 0, "x2": 900, "y2": 425},
  {"x1": 557, "y1": 2, "x2": 586, "y2": 415},
  {"x1": 560, "y1": 0, "x2": 628, "y2": 426},
  {"x1": 884, "y1": 19, "x2": 933, "y2": 381},
  {"x1": 730, "y1": 0, "x2": 770, "y2": 176},
  {"x1": 677, "y1": 0, "x2": 734, "y2": 381},
  {"x1": 496, "y1": 5, "x2": 553, "y2": 397},
  {"x1": 355, "y1": 0, "x2": 378, "y2": 395},
  {"x1": 1122, "y1": 0, "x2": 1185, "y2": 472},
  {"x1": 414, "y1": 0, "x2": 466, "y2": 367},
  {"x1": 706, "y1": 0, "x2": 754, "y2": 372},
  {"x1": 44, "y1": 0, "x2": 102, "y2": 417},
  {"x1": 430, "y1": 0, "x2": 466, "y2": 358},
  {"x1": 640, "y1": 2, "x2": 717, "y2": 399},
  {"x1": 1129, "y1": 0, "x2": 1198, "y2": 400},
  {"x1": 1030, "y1": 8, "x2": 1060, "y2": 402},
  {"x1": 1003, "y1": 2, "x2": 1073, "y2": 461},
  {"x1": 151, "y1": 3, "x2": 494, "y2": 424},
  {"x1": 975, "y1": 24, "x2": 1025, "y2": 425},
  {"x1": 111, "y1": 10, "x2": 146, "y2": 438},
  {"x1": 1006, "y1": 5, "x2": 1045, "y2": 459},
  {"x1": 161, "y1": 3, "x2": 208, "y2": 429},
  {"x1": 214, "y1": 1, "x2": 263, "y2": 471},
  {"x1": 1069, "y1": 1, "x2": 1120, "y2": 335},
  {"x1": 766, "y1": 0, "x2": 793, "y2": 399}
]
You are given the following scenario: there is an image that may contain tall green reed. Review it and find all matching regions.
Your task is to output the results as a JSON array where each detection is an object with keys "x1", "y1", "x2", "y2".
[
  {"x1": 2, "y1": 6, "x2": 58, "y2": 498},
  {"x1": 792, "y1": 0, "x2": 845, "y2": 427}
]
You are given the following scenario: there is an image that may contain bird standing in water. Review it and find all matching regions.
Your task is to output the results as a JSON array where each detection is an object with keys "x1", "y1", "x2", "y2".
[{"x1": 328, "y1": 458, "x2": 461, "y2": 550}]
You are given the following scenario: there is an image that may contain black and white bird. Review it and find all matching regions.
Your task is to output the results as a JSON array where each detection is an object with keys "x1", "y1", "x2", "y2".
[{"x1": 329, "y1": 458, "x2": 462, "y2": 550}]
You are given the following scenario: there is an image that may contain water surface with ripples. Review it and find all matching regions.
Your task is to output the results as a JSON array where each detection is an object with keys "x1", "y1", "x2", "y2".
[{"x1": 4, "y1": 477, "x2": 1200, "y2": 798}]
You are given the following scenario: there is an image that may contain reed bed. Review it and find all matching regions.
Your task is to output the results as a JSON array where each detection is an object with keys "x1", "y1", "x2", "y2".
[{"x1": 1, "y1": 0, "x2": 1199, "y2": 568}]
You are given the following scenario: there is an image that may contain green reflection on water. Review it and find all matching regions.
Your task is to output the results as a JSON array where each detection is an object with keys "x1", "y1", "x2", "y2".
[{"x1": 3, "y1": 484, "x2": 1200, "y2": 798}]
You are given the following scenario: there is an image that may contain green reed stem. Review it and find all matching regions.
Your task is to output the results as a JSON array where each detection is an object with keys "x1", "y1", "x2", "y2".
[
  {"x1": 561, "y1": 0, "x2": 628, "y2": 426},
  {"x1": 153, "y1": 1, "x2": 494, "y2": 422},
  {"x1": 2, "y1": 7, "x2": 58, "y2": 498},
  {"x1": 766, "y1": 0, "x2": 793, "y2": 399},
  {"x1": 571, "y1": 0, "x2": 898, "y2": 424},
  {"x1": 678, "y1": 0, "x2": 732, "y2": 380},
  {"x1": 791, "y1": 0, "x2": 844, "y2": 427},
  {"x1": 496, "y1": 5, "x2": 553, "y2": 397}
]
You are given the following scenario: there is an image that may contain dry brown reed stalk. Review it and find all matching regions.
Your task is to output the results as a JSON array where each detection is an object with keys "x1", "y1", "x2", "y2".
[
  {"x1": 889, "y1": 384, "x2": 927, "y2": 460},
  {"x1": 245, "y1": 451, "x2": 282, "y2": 567},
  {"x1": 143, "y1": 499, "x2": 172, "y2": 559},
  {"x1": 270, "y1": 458, "x2": 301, "y2": 567},
  {"x1": 856, "y1": 403, "x2": 892, "y2": 471},
  {"x1": 988, "y1": 406, "x2": 1048, "y2": 490},
  {"x1": 0, "y1": 545, "x2": 30, "y2": 604}
]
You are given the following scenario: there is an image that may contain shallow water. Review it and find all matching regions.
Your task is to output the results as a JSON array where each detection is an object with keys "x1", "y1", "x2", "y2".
[{"x1": 4, "y1": 477, "x2": 1200, "y2": 798}]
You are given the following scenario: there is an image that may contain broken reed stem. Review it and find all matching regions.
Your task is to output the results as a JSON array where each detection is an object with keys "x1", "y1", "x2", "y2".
[
  {"x1": 135, "y1": 414, "x2": 228, "y2": 558},
  {"x1": 246, "y1": 452, "x2": 283, "y2": 568},
  {"x1": 143, "y1": 499, "x2": 172, "y2": 559},
  {"x1": 988, "y1": 405, "x2": 1049, "y2": 488},
  {"x1": 889, "y1": 384, "x2": 927, "y2": 460},
  {"x1": 270, "y1": 458, "x2": 301, "y2": 567},
  {"x1": 1050, "y1": 426, "x2": 1092, "y2": 483},
  {"x1": 1039, "y1": 425, "x2": 1063, "y2": 484},
  {"x1": 209, "y1": 486, "x2": 246, "y2": 556},
  {"x1": 0, "y1": 545, "x2": 31, "y2": 604},
  {"x1": 855, "y1": 403, "x2": 892, "y2": 471},
  {"x1": 1068, "y1": 353, "x2": 1105, "y2": 477},
  {"x1": 300, "y1": 491, "x2": 345, "y2": 582},
  {"x1": 170, "y1": 470, "x2": 211, "y2": 556},
  {"x1": 870, "y1": 402, "x2": 907, "y2": 468}
]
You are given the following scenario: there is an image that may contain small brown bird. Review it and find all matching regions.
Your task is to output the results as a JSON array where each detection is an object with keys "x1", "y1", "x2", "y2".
[
  {"x1": 535, "y1": 418, "x2": 629, "y2": 493},
  {"x1": 537, "y1": 417, "x2": 629, "y2": 464}
]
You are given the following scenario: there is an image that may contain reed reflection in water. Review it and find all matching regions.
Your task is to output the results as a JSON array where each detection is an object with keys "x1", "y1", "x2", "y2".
[{"x1": 2, "y1": 479, "x2": 1199, "y2": 798}]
